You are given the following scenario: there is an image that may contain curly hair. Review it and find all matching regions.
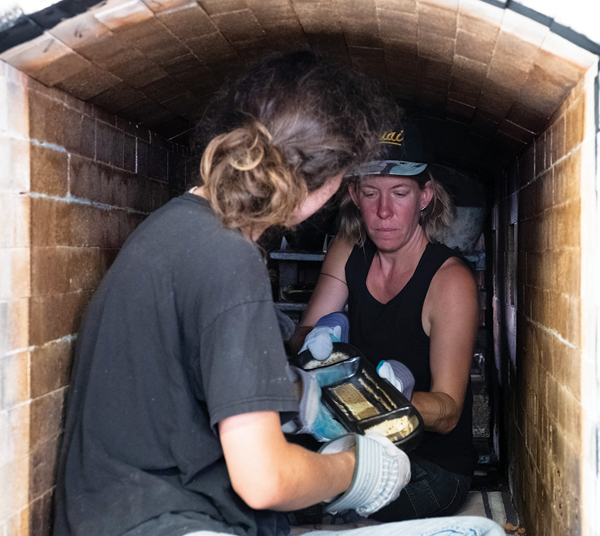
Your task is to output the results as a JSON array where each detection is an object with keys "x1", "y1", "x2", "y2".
[
  {"x1": 192, "y1": 50, "x2": 398, "y2": 232},
  {"x1": 337, "y1": 170, "x2": 456, "y2": 245},
  {"x1": 201, "y1": 122, "x2": 307, "y2": 232}
]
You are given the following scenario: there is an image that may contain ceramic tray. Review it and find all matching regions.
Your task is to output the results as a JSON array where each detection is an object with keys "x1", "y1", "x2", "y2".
[{"x1": 297, "y1": 342, "x2": 424, "y2": 452}]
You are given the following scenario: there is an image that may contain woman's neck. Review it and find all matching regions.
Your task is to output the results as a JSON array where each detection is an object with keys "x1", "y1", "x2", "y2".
[
  {"x1": 375, "y1": 232, "x2": 429, "y2": 276},
  {"x1": 367, "y1": 233, "x2": 429, "y2": 304}
]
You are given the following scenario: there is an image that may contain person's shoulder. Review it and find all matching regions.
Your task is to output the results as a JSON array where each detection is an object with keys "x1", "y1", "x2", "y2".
[
  {"x1": 428, "y1": 244, "x2": 472, "y2": 276},
  {"x1": 186, "y1": 231, "x2": 270, "y2": 307},
  {"x1": 325, "y1": 235, "x2": 355, "y2": 261},
  {"x1": 427, "y1": 243, "x2": 476, "y2": 289},
  {"x1": 320, "y1": 235, "x2": 355, "y2": 274},
  {"x1": 196, "y1": 225, "x2": 263, "y2": 271},
  {"x1": 431, "y1": 254, "x2": 477, "y2": 302},
  {"x1": 137, "y1": 194, "x2": 212, "y2": 237},
  {"x1": 441, "y1": 255, "x2": 474, "y2": 276},
  {"x1": 163, "y1": 197, "x2": 267, "y2": 284},
  {"x1": 426, "y1": 251, "x2": 479, "y2": 324}
]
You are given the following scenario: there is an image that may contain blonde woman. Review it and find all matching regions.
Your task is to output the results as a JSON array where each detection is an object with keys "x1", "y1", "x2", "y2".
[{"x1": 292, "y1": 123, "x2": 479, "y2": 522}]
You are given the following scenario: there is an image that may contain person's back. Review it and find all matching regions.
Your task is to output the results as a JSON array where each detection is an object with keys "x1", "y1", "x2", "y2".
[{"x1": 54, "y1": 193, "x2": 296, "y2": 536}]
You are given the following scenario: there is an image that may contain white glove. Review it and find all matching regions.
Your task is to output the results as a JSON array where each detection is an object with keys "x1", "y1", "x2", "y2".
[
  {"x1": 364, "y1": 431, "x2": 411, "y2": 508},
  {"x1": 319, "y1": 432, "x2": 411, "y2": 516},
  {"x1": 299, "y1": 312, "x2": 349, "y2": 361},
  {"x1": 377, "y1": 360, "x2": 415, "y2": 400},
  {"x1": 299, "y1": 325, "x2": 341, "y2": 360}
]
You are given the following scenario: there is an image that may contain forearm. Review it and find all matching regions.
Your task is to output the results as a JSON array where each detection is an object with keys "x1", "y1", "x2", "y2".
[
  {"x1": 220, "y1": 412, "x2": 354, "y2": 511},
  {"x1": 411, "y1": 391, "x2": 462, "y2": 434},
  {"x1": 264, "y1": 442, "x2": 355, "y2": 511},
  {"x1": 222, "y1": 411, "x2": 410, "y2": 518}
]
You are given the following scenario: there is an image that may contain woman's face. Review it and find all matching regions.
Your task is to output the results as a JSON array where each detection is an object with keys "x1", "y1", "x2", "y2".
[
  {"x1": 286, "y1": 171, "x2": 345, "y2": 227},
  {"x1": 349, "y1": 175, "x2": 433, "y2": 252}
]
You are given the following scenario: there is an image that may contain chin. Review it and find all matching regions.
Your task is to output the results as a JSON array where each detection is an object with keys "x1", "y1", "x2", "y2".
[{"x1": 371, "y1": 237, "x2": 401, "y2": 252}]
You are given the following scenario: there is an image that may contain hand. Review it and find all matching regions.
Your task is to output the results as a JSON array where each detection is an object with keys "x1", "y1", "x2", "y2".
[
  {"x1": 377, "y1": 360, "x2": 415, "y2": 400},
  {"x1": 363, "y1": 431, "x2": 411, "y2": 510},
  {"x1": 282, "y1": 366, "x2": 346, "y2": 442},
  {"x1": 299, "y1": 325, "x2": 340, "y2": 360},
  {"x1": 319, "y1": 432, "x2": 411, "y2": 516},
  {"x1": 299, "y1": 312, "x2": 349, "y2": 360}
]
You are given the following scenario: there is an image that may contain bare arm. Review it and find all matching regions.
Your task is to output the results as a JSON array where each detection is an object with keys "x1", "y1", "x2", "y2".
[
  {"x1": 412, "y1": 258, "x2": 479, "y2": 435},
  {"x1": 219, "y1": 411, "x2": 354, "y2": 511},
  {"x1": 287, "y1": 237, "x2": 354, "y2": 354}
]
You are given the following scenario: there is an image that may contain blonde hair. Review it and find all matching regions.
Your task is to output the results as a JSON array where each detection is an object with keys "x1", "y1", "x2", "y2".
[
  {"x1": 201, "y1": 122, "x2": 307, "y2": 232},
  {"x1": 421, "y1": 172, "x2": 456, "y2": 242},
  {"x1": 337, "y1": 170, "x2": 456, "y2": 245}
]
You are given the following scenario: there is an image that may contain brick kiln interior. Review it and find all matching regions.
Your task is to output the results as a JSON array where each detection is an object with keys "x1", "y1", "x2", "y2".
[{"x1": 1, "y1": 1, "x2": 599, "y2": 535}]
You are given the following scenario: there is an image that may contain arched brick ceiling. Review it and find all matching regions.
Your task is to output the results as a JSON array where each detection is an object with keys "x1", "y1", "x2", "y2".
[{"x1": 1, "y1": 0, "x2": 598, "y2": 178}]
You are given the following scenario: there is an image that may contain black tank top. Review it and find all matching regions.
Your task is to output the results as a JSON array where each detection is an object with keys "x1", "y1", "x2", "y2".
[{"x1": 346, "y1": 239, "x2": 476, "y2": 477}]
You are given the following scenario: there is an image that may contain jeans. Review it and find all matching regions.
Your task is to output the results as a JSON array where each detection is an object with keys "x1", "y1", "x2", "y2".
[
  {"x1": 184, "y1": 516, "x2": 504, "y2": 536},
  {"x1": 371, "y1": 454, "x2": 472, "y2": 522}
]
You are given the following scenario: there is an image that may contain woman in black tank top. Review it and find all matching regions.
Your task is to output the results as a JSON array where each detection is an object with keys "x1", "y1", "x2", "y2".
[{"x1": 291, "y1": 128, "x2": 480, "y2": 522}]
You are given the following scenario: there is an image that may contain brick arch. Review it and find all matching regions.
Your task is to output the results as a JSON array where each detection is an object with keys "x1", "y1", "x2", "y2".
[
  {"x1": 1, "y1": 1, "x2": 599, "y2": 535},
  {"x1": 0, "y1": 0, "x2": 597, "y2": 176}
]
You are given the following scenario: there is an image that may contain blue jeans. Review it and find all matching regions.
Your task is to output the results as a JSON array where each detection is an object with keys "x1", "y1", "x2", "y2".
[
  {"x1": 370, "y1": 454, "x2": 471, "y2": 522},
  {"x1": 184, "y1": 516, "x2": 504, "y2": 535}
]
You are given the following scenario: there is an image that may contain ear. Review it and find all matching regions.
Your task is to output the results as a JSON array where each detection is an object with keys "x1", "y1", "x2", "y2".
[
  {"x1": 348, "y1": 182, "x2": 361, "y2": 209},
  {"x1": 420, "y1": 180, "x2": 434, "y2": 210}
]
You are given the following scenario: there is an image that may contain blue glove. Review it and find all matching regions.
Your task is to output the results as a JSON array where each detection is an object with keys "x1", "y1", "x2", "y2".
[
  {"x1": 282, "y1": 366, "x2": 346, "y2": 442},
  {"x1": 299, "y1": 312, "x2": 349, "y2": 360},
  {"x1": 377, "y1": 360, "x2": 415, "y2": 400}
]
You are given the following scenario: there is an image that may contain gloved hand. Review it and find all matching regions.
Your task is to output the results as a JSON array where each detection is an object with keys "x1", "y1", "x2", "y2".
[
  {"x1": 319, "y1": 432, "x2": 411, "y2": 516},
  {"x1": 299, "y1": 312, "x2": 349, "y2": 360},
  {"x1": 282, "y1": 366, "x2": 346, "y2": 442},
  {"x1": 377, "y1": 360, "x2": 415, "y2": 400}
]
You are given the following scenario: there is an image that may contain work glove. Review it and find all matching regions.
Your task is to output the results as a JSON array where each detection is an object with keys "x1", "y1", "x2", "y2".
[
  {"x1": 282, "y1": 366, "x2": 346, "y2": 442},
  {"x1": 299, "y1": 312, "x2": 349, "y2": 361},
  {"x1": 377, "y1": 360, "x2": 415, "y2": 400},
  {"x1": 319, "y1": 432, "x2": 411, "y2": 516}
]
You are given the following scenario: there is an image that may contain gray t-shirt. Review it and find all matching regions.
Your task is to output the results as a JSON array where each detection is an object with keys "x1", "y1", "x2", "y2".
[{"x1": 54, "y1": 193, "x2": 299, "y2": 536}]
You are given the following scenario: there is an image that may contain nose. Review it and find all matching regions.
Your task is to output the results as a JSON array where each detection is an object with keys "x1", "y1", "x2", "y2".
[{"x1": 377, "y1": 195, "x2": 393, "y2": 219}]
